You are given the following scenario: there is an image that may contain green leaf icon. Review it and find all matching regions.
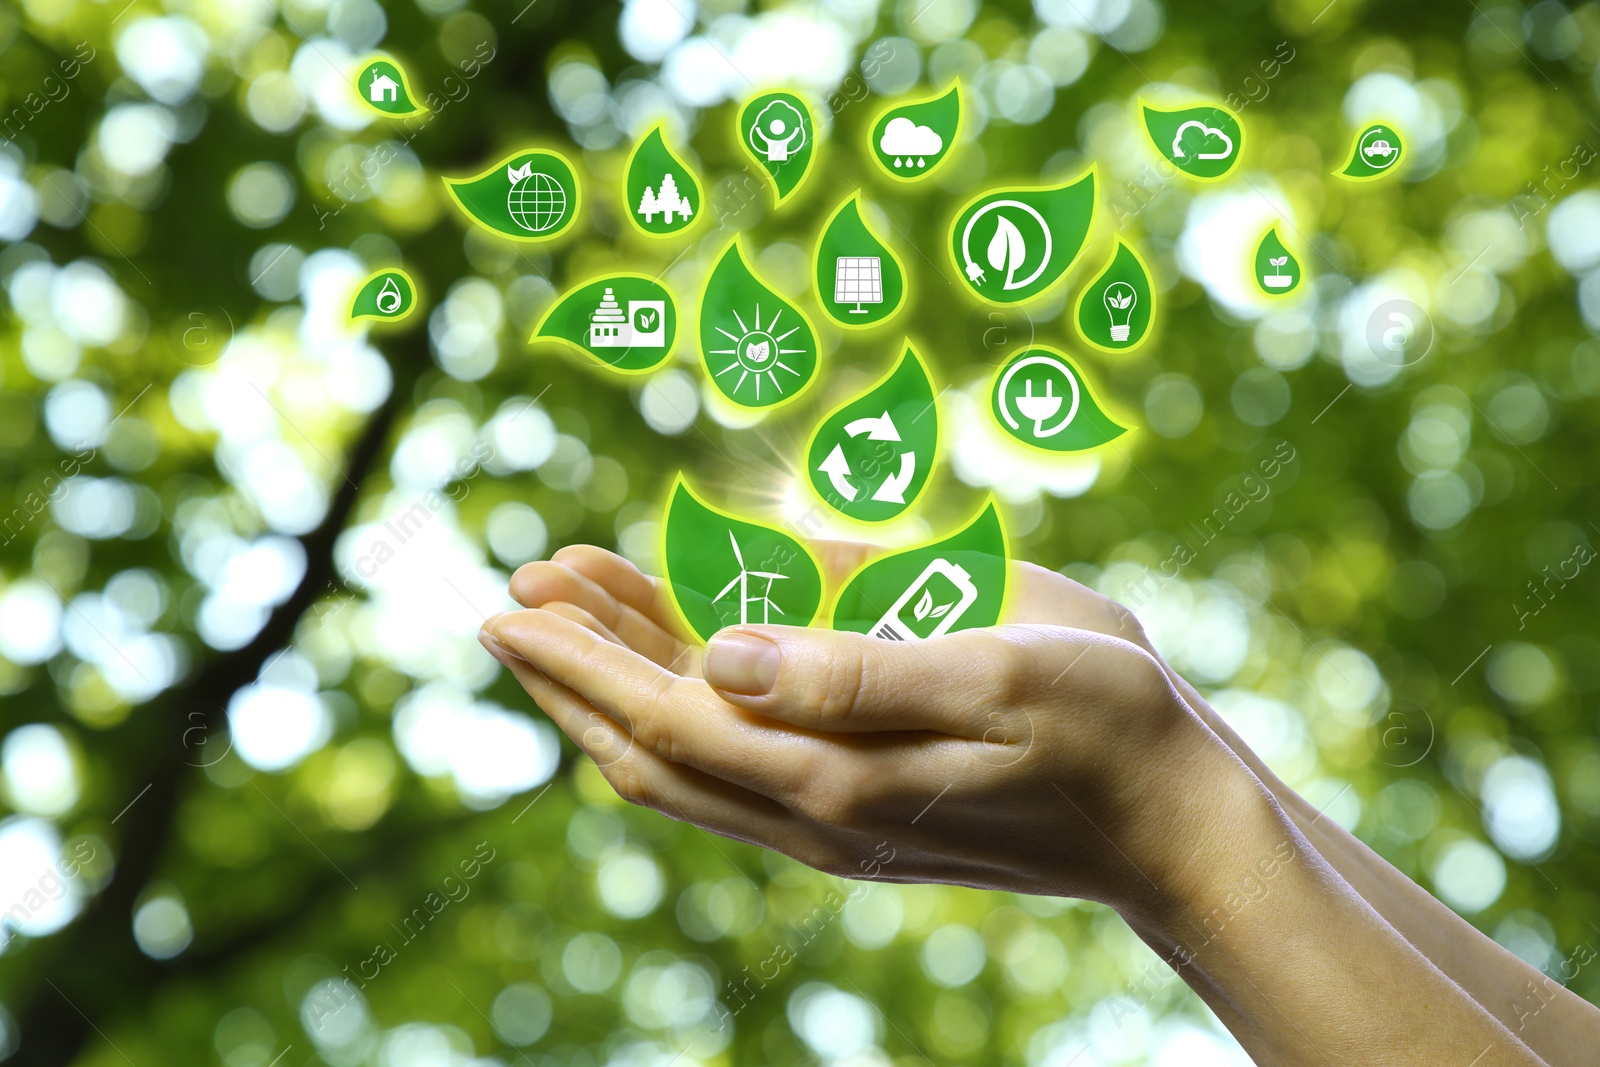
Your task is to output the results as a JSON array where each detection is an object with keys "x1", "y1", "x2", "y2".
[
  {"x1": 698, "y1": 240, "x2": 819, "y2": 409},
  {"x1": 533, "y1": 273, "x2": 676, "y2": 373},
  {"x1": 625, "y1": 125, "x2": 702, "y2": 237},
  {"x1": 805, "y1": 341, "x2": 938, "y2": 523},
  {"x1": 1141, "y1": 101, "x2": 1243, "y2": 180},
  {"x1": 348, "y1": 269, "x2": 419, "y2": 326},
  {"x1": 443, "y1": 149, "x2": 580, "y2": 242},
  {"x1": 949, "y1": 170, "x2": 1096, "y2": 305},
  {"x1": 1253, "y1": 224, "x2": 1303, "y2": 296},
  {"x1": 1339, "y1": 122, "x2": 1405, "y2": 180},
  {"x1": 813, "y1": 195, "x2": 907, "y2": 328},
  {"x1": 831, "y1": 498, "x2": 1008, "y2": 640},
  {"x1": 870, "y1": 82, "x2": 961, "y2": 181},
  {"x1": 1075, "y1": 240, "x2": 1155, "y2": 353},
  {"x1": 738, "y1": 92, "x2": 818, "y2": 204},
  {"x1": 355, "y1": 55, "x2": 426, "y2": 118},
  {"x1": 990, "y1": 346, "x2": 1131, "y2": 453},
  {"x1": 662, "y1": 476, "x2": 824, "y2": 643}
]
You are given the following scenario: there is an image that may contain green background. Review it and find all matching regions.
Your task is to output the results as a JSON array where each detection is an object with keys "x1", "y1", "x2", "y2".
[{"x1": 1, "y1": 1, "x2": 1599, "y2": 1065}]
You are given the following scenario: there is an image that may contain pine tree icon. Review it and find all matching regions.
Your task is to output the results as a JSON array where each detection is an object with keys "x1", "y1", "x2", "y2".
[{"x1": 637, "y1": 185, "x2": 658, "y2": 222}]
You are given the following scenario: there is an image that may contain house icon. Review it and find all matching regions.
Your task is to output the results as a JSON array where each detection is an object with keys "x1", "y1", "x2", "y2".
[{"x1": 368, "y1": 70, "x2": 398, "y2": 103}]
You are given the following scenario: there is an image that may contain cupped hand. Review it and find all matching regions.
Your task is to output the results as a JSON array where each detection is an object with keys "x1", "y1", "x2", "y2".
[{"x1": 485, "y1": 545, "x2": 1271, "y2": 919}]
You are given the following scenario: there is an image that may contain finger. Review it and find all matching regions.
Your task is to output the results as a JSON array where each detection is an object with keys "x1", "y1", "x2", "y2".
[
  {"x1": 494, "y1": 644, "x2": 830, "y2": 857},
  {"x1": 1003, "y1": 562, "x2": 1157, "y2": 655},
  {"x1": 701, "y1": 623, "x2": 1119, "y2": 736},
  {"x1": 540, "y1": 600, "x2": 624, "y2": 649},
  {"x1": 485, "y1": 608, "x2": 822, "y2": 805},
  {"x1": 510, "y1": 557, "x2": 695, "y2": 673},
  {"x1": 544, "y1": 546, "x2": 702, "y2": 657}
]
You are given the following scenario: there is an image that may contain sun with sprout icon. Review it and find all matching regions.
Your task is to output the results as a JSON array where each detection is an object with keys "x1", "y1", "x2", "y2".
[
  {"x1": 710, "y1": 302, "x2": 810, "y2": 403},
  {"x1": 698, "y1": 240, "x2": 819, "y2": 409}
]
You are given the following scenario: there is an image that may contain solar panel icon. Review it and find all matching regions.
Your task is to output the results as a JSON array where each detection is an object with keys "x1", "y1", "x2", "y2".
[{"x1": 833, "y1": 256, "x2": 883, "y2": 314}]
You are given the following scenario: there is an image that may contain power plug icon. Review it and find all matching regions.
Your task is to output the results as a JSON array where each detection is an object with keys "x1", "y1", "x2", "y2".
[{"x1": 1015, "y1": 377, "x2": 1063, "y2": 437}]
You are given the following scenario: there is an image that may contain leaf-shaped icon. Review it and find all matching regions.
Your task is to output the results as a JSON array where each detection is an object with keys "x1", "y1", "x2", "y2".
[
  {"x1": 1139, "y1": 101, "x2": 1244, "y2": 180},
  {"x1": 698, "y1": 240, "x2": 819, "y2": 410},
  {"x1": 988, "y1": 215, "x2": 1024, "y2": 273},
  {"x1": 662, "y1": 476, "x2": 824, "y2": 643},
  {"x1": 991, "y1": 346, "x2": 1132, "y2": 452},
  {"x1": 1338, "y1": 122, "x2": 1404, "y2": 180},
  {"x1": 831, "y1": 499, "x2": 1008, "y2": 639},
  {"x1": 950, "y1": 170, "x2": 1096, "y2": 305},
  {"x1": 349, "y1": 269, "x2": 419, "y2": 326},
  {"x1": 1076, "y1": 241, "x2": 1155, "y2": 353},
  {"x1": 354, "y1": 54, "x2": 427, "y2": 118},
  {"x1": 805, "y1": 341, "x2": 939, "y2": 523},
  {"x1": 626, "y1": 125, "x2": 703, "y2": 238},
  {"x1": 737, "y1": 91, "x2": 819, "y2": 204},
  {"x1": 1253, "y1": 225, "x2": 1303, "y2": 296},
  {"x1": 532, "y1": 272, "x2": 676, "y2": 373},
  {"x1": 869, "y1": 82, "x2": 962, "y2": 182},
  {"x1": 443, "y1": 149, "x2": 580, "y2": 242},
  {"x1": 814, "y1": 195, "x2": 907, "y2": 328}
]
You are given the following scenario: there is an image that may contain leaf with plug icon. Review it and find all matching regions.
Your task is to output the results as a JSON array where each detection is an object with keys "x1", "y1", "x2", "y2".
[
  {"x1": 991, "y1": 346, "x2": 1131, "y2": 452},
  {"x1": 1076, "y1": 240, "x2": 1155, "y2": 352}
]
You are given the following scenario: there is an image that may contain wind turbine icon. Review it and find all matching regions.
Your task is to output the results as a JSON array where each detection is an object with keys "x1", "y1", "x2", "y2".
[{"x1": 712, "y1": 531, "x2": 788, "y2": 624}]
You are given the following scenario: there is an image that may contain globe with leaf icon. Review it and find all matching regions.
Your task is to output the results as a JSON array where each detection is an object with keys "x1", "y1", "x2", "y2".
[{"x1": 507, "y1": 167, "x2": 567, "y2": 232}]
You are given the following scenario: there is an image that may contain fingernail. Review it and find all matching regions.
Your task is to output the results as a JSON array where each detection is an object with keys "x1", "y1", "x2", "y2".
[
  {"x1": 478, "y1": 624, "x2": 527, "y2": 668},
  {"x1": 704, "y1": 632, "x2": 780, "y2": 695}
]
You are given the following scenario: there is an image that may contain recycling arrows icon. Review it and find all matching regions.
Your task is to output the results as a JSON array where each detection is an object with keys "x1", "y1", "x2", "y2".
[{"x1": 817, "y1": 411, "x2": 916, "y2": 504}]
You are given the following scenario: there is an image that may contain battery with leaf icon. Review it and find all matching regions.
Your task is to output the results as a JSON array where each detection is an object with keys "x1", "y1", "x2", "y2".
[{"x1": 870, "y1": 558, "x2": 979, "y2": 641}]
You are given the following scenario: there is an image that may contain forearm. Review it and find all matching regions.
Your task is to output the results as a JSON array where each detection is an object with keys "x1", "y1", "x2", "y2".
[
  {"x1": 1134, "y1": 784, "x2": 1548, "y2": 1066},
  {"x1": 1165, "y1": 669, "x2": 1600, "y2": 1064}
]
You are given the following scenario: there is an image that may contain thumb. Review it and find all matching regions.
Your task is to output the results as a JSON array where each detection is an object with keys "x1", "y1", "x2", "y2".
[{"x1": 703, "y1": 624, "x2": 1026, "y2": 736}]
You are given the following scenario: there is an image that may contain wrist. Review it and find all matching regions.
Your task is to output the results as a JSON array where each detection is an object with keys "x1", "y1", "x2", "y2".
[{"x1": 1123, "y1": 735, "x2": 1298, "y2": 942}]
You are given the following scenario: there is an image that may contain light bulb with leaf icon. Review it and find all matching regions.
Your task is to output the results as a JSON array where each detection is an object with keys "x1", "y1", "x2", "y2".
[{"x1": 1103, "y1": 281, "x2": 1137, "y2": 342}]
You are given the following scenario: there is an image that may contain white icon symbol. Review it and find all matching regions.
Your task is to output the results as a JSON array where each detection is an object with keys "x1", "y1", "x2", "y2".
[
  {"x1": 1263, "y1": 256, "x2": 1293, "y2": 288},
  {"x1": 368, "y1": 69, "x2": 398, "y2": 102},
  {"x1": 998, "y1": 354, "x2": 1081, "y2": 438},
  {"x1": 870, "y1": 558, "x2": 978, "y2": 642},
  {"x1": 817, "y1": 412, "x2": 915, "y2": 504},
  {"x1": 1103, "y1": 281, "x2": 1136, "y2": 342},
  {"x1": 376, "y1": 275, "x2": 403, "y2": 314},
  {"x1": 709, "y1": 303, "x2": 806, "y2": 401},
  {"x1": 1360, "y1": 130, "x2": 1399, "y2": 168},
  {"x1": 879, "y1": 116, "x2": 943, "y2": 168},
  {"x1": 1170, "y1": 119, "x2": 1234, "y2": 161},
  {"x1": 713, "y1": 531, "x2": 789, "y2": 625},
  {"x1": 506, "y1": 162, "x2": 567, "y2": 233},
  {"x1": 833, "y1": 256, "x2": 882, "y2": 314},
  {"x1": 636, "y1": 172, "x2": 694, "y2": 225},
  {"x1": 588, "y1": 288, "x2": 665, "y2": 348},
  {"x1": 961, "y1": 201, "x2": 1052, "y2": 292},
  {"x1": 750, "y1": 100, "x2": 807, "y2": 162}
]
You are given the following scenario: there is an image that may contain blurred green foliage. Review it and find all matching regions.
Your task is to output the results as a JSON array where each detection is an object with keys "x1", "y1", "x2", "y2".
[{"x1": 1, "y1": 0, "x2": 1599, "y2": 1065}]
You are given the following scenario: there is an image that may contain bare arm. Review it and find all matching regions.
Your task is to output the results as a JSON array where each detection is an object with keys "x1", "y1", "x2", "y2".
[{"x1": 490, "y1": 546, "x2": 1569, "y2": 1065}]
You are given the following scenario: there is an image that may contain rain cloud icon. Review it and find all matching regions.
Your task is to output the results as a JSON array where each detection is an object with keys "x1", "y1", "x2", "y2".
[{"x1": 880, "y1": 116, "x2": 944, "y2": 168}]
